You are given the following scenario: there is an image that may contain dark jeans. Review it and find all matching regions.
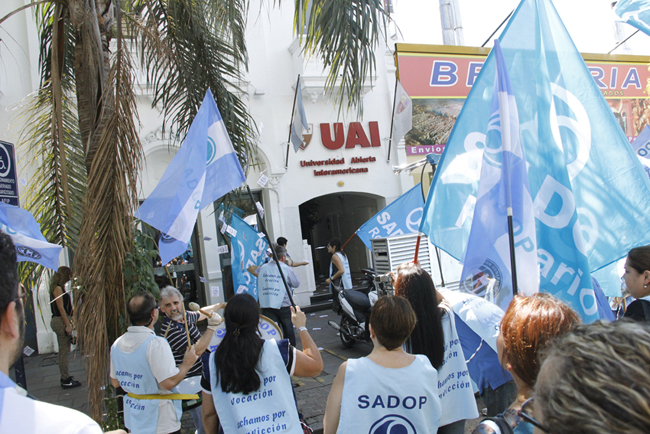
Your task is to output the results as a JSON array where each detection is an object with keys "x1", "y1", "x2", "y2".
[{"x1": 262, "y1": 306, "x2": 296, "y2": 346}]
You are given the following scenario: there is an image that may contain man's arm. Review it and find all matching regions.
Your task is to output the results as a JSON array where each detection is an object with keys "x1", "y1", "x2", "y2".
[
  {"x1": 193, "y1": 313, "x2": 222, "y2": 356},
  {"x1": 159, "y1": 345, "x2": 199, "y2": 391}
]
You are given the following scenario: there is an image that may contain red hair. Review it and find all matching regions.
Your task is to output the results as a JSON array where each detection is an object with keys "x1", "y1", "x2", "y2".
[{"x1": 500, "y1": 293, "x2": 580, "y2": 388}]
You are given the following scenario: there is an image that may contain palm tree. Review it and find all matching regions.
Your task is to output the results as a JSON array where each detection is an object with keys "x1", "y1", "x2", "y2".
[{"x1": 1, "y1": 0, "x2": 390, "y2": 423}]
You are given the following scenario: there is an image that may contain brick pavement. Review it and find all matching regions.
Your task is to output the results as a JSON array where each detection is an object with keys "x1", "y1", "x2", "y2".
[{"x1": 11, "y1": 308, "x2": 483, "y2": 433}]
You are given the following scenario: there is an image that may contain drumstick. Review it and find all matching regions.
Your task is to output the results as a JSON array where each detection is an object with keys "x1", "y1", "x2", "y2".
[
  {"x1": 182, "y1": 307, "x2": 191, "y2": 347},
  {"x1": 188, "y1": 302, "x2": 218, "y2": 318}
]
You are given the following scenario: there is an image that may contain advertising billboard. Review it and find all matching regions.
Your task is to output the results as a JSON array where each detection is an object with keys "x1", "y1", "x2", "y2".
[{"x1": 395, "y1": 44, "x2": 650, "y2": 156}]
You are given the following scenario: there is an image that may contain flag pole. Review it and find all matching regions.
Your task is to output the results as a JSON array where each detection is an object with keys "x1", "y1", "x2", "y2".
[
  {"x1": 244, "y1": 185, "x2": 295, "y2": 307},
  {"x1": 420, "y1": 160, "x2": 446, "y2": 286},
  {"x1": 386, "y1": 77, "x2": 399, "y2": 163},
  {"x1": 341, "y1": 231, "x2": 358, "y2": 251},
  {"x1": 507, "y1": 210, "x2": 518, "y2": 296},
  {"x1": 285, "y1": 75, "x2": 301, "y2": 168}
]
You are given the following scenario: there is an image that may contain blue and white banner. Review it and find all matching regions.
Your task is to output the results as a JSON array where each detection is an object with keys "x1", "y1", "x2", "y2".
[
  {"x1": 291, "y1": 76, "x2": 309, "y2": 153},
  {"x1": 459, "y1": 40, "x2": 538, "y2": 311},
  {"x1": 615, "y1": 0, "x2": 650, "y2": 38},
  {"x1": 0, "y1": 203, "x2": 62, "y2": 270},
  {"x1": 356, "y1": 184, "x2": 424, "y2": 250},
  {"x1": 230, "y1": 214, "x2": 269, "y2": 300},
  {"x1": 136, "y1": 89, "x2": 246, "y2": 265},
  {"x1": 420, "y1": 0, "x2": 650, "y2": 322}
]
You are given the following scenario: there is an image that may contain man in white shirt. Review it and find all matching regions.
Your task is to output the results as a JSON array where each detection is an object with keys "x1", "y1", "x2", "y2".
[
  {"x1": 0, "y1": 233, "x2": 124, "y2": 434},
  {"x1": 110, "y1": 292, "x2": 198, "y2": 434},
  {"x1": 258, "y1": 244, "x2": 300, "y2": 346}
]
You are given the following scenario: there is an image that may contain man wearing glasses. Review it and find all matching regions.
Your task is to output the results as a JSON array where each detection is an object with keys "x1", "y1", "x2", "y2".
[{"x1": 0, "y1": 232, "x2": 124, "y2": 433}]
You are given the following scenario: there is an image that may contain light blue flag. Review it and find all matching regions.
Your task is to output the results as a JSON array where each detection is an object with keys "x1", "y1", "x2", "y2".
[
  {"x1": 136, "y1": 89, "x2": 246, "y2": 265},
  {"x1": 615, "y1": 0, "x2": 650, "y2": 37},
  {"x1": 158, "y1": 233, "x2": 189, "y2": 267},
  {"x1": 230, "y1": 214, "x2": 269, "y2": 300},
  {"x1": 420, "y1": 0, "x2": 650, "y2": 323},
  {"x1": 459, "y1": 40, "x2": 538, "y2": 312},
  {"x1": 0, "y1": 203, "x2": 62, "y2": 270},
  {"x1": 356, "y1": 184, "x2": 425, "y2": 250},
  {"x1": 290, "y1": 76, "x2": 309, "y2": 152}
]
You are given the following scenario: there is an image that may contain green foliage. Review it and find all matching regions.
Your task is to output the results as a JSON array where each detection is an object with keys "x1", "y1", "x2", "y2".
[
  {"x1": 123, "y1": 223, "x2": 160, "y2": 299},
  {"x1": 102, "y1": 386, "x2": 125, "y2": 432}
]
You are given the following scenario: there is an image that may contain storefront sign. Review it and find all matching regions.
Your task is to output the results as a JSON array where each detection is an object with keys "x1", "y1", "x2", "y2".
[
  {"x1": 320, "y1": 122, "x2": 380, "y2": 149},
  {"x1": 299, "y1": 156, "x2": 377, "y2": 177}
]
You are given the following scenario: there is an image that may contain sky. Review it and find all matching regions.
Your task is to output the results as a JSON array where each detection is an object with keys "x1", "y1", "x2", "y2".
[{"x1": 393, "y1": 0, "x2": 650, "y2": 57}]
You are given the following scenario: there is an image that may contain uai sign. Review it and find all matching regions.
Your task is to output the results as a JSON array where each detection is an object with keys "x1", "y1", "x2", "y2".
[{"x1": 320, "y1": 122, "x2": 381, "y2": 149}]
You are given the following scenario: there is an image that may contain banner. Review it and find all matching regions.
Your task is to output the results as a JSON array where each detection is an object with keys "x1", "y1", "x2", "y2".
[
  {"x1": 419, "y1": 0, "x2": 650, "y2": 322},
  {"x1": 230, "y1": 214, "x2": 269, "y2": 300},
  {"x1": 136, "y1": 89, "x2": 246, "y2": 264},
  {"x1": 0, "y1": 203, "x2": 61, "y2": 270},
  {"x1": 356, "y1": 184, "x2": 424, "y2": 250},
  {"x1": 392, "y1": 80, "x2": 413, "y2": 144},
  {"x1": 459, "y1": 39, "x2": 538, "y2": 311}
]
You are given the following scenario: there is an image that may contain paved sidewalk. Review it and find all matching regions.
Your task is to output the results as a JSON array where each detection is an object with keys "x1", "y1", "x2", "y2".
[{"x1": 11, "y1": 308, "x2": 483, "y2": 433}]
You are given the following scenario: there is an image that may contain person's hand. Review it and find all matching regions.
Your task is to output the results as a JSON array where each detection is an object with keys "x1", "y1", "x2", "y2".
[
  {"x1": 325, "y1": 278, "x2": 331, "y2": 284},
  {"x1": 290, "y1": 305, "x2": 306, "y2": 329},
  {"x1": 65, "y1": 324, "x2": 72, "y2": 335},
  {"x1": 207, "y1": 312, "x2": 223, "y2": 331},
  {"x1": 182, "y1": 345, "x2": 199, "y2": 367}
]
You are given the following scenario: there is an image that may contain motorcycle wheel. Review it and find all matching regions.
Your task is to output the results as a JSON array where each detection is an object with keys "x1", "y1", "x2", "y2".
[{"x1": 339, "y1": 316, "x2": 355, "y2": 348}]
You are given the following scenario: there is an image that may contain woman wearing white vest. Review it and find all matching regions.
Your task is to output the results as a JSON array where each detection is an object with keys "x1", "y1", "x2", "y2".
[
  {"x1": 209, "y1": 294, "x2": 323, "y2": 433},
  {"x1": 325, "y1": 239, "x2": 352, "y2": 292},
  {"x1": 324, "y1": 296, "x2": 441, "y2": 434},
  {"x1": 395, "y1": 263, "x2": 479, "y2": 434}
]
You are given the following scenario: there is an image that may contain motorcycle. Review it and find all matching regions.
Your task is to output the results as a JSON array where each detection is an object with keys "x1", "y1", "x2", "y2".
[{"x1": 328, "y1": 270, "x2": 394, "y2": 348}]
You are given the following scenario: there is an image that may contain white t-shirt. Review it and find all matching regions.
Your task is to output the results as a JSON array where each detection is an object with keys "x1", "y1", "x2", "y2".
[
  {"x1": 110, "y1": 326, "x2": 180, "y2": 434},
  {"x1": 0, "y1": 372, "x2": 102, "y2": 434}
]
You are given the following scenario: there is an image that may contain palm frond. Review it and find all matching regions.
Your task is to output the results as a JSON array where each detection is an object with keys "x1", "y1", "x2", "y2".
[
  {"x1": 295, "y1": 0, "x2": 391, "y2": 117},
  {"x1": 133, "y1": 0, "x2": 257, "y2": 168},
  {"x1": 76, "y1": 30, "x2": 143, "y2": 421}
]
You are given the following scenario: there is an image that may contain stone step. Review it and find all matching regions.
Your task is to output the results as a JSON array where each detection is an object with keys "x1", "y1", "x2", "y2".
[{"x1": 301, "y1": 301, "x2": 333, "y2": 313}]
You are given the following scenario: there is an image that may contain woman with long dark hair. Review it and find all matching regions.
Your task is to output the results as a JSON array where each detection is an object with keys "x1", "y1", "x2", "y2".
[
  {"x1": 394, "y1": 262, "x2": 478, "y2": 434},
  {"x1": 326, "y1": 239, "x2": 352, "y2": 292},
  {"x1": 49, "y1": 266, "x2": 80, "y2": 389},
  {"x1": 209, "y1": 294, "x2": 323, "y2": 433}
]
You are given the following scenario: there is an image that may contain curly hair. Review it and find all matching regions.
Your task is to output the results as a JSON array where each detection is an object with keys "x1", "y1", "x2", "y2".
[
  {"x1": 500, "y1": 293, "x2": 580, "y2": 388},
  {"x1": 537, "y1": 320, "x2": 650, "y2": 434}
]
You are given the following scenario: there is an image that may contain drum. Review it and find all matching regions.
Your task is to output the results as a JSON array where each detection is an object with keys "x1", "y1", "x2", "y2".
[
  {"x1": 178, "y1": 375, "x2": 203, "y2": 411},
  {"x1": 207, "y1": 315, "x2": 283, "y2": 353}
]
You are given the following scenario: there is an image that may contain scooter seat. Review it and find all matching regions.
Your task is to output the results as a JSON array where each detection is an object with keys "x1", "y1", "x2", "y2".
[{"x1": 342, "y1": 289, "x2": 371, "y2": 312}]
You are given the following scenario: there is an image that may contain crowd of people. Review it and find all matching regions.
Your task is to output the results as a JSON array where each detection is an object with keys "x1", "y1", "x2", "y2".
[{"x1": 2, "y1": 232, "x2": 650, "y2": 433}]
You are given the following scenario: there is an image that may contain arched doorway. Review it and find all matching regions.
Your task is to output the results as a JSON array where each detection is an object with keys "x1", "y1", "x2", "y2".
[{"x1": 299, "y1": 192, "x2": 385, "y2": 280}]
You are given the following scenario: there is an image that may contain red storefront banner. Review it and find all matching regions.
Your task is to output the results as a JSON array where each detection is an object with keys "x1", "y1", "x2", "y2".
[{"x1": 395, "y1": 44, "x2": 650, "y2": 145}]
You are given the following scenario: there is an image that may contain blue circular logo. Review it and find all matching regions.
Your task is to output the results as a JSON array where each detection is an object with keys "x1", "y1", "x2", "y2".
[
  {"x1": 160, "y1": 233, "x2": 175, "y2": 244},
  {"x1": 206, "y1": 137, "x2": 216, "y2": 166},
  {"x1": 16, "y1": 246, "x2": 42, "y2": 260},
  {"x1": 368, "y1": 414, "x2": 417, "y2": 434}
]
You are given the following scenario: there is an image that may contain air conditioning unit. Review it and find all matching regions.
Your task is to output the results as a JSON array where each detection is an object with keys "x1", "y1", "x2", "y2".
[{"x1": 370, "y1": 233, "x2": 432, "y2": 276}]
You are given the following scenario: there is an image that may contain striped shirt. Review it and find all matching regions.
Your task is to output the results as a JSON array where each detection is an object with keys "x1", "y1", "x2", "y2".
[{"x1": 158, "y1": 311, "x2": 203, "y2": 378}]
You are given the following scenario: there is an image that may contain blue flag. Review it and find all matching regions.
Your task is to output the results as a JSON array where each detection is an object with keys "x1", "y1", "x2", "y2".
[
  {"x1": 136, "y1": 89, "x2": 246, "y2": 265},
  {"x1": 356, "y1": 184, "x2": 425, "y2": 250},
  {"x1": 230, "y1": 215, "x2": 269, "y2": 300},
  {"x1": 615, "y1": 0, "x2": 650, "y2": 37},
  {"x1": 420, "y1": 0, "x2": 650, "y2": 323},
  {"x1": 459, "y1": 40, "x2": 538, "y2": 311},
  {"x1": 0, "y1": 203, "x2": 62, "y2": 270}
]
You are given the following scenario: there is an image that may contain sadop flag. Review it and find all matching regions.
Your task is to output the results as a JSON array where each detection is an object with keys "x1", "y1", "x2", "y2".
[
  {"x1": 290, "y1": 76, "x2": 309, "y2": 153},
  {"x1": 230, "y1": 215, "x2": 269, "y2": 299},
  {"x1": 0, "y1": 203, "x2": 62, "y2": 270},
  {"x1": 615, "y1": 0, "x2": 650, "y2": 37},
  {"x1": 392, "y1": 80, "x2": 413, "y2": 144},
  {"x1": 356, "y1": 184, "x2": 424, "y2": 250},
  {"x1": 459, "y1": 40, "x2": 538, "y2": 311},
  {"x1": 420, "y1": 0, "x2": 650, "y2": 323},
  {"x1": 136, "y1": 89, "x2": 246, "y2": 265}
]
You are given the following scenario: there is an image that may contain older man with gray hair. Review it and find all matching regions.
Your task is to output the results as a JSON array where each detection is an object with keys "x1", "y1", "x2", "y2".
[{"x1": 157, "y1": 286, "x2": 224, "y2": 434}]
